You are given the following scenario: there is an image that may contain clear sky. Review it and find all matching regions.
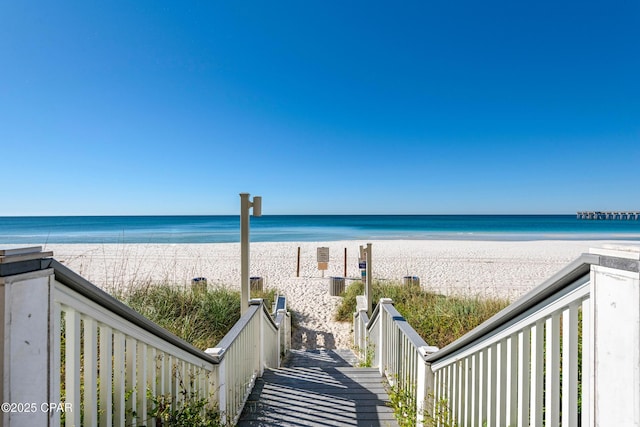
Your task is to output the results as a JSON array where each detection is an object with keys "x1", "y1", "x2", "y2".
[{"x1": 2, "y1": 1, "x2": 638, "y2": 215}]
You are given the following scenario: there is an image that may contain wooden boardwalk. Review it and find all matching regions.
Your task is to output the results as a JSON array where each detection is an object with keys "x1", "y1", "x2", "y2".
[{"x1": 237, "y1": 349, "x2": 399, "y2": 426}]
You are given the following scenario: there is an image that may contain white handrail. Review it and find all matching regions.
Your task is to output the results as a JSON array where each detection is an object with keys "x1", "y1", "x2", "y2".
[
  {"x1": 275, "y1": 308, "x2": 291, "y2": 361},
  {"x1": 0, "y1": 252, "x2": 291, "y2": 427},
  {"x1": 426, "y1": 256, "x2": 596, "y2": 363},
  {"x1": 205, "y1": 298, "x2": 288, "y2": 425},
  {"x1": 355, "y1": 250, "x2": 640, "y2": 426},
  {"x1": 355, "y1": 297, "x2": 438, "y2": 424},
  {"x1": 428, "y1": 276, "x2": 590, "y2": 426},
  {"x1": 354, "y1": 295, "x2": 370, "y2": 360},
  {"x1": 55, "y1": 280, "x2": 218, "y2": 427}
]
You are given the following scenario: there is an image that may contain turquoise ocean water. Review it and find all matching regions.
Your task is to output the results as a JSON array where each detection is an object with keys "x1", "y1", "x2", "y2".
[{"x1": 1, "y1": 215, "x2": 640, "y2": 244}]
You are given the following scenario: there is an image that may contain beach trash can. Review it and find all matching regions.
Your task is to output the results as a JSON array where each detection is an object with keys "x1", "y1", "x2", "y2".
[
  {"x1": 329, "y1": 277, "x2": 345, "y2": 296},
  {"x1": 250, "y1": 276, "x2": 263, "y2": 291},
  {"x1": 191, "y1": 277, "x2": 207, "y2": 292},
  {"x1": 403, "y1": 276, "x2": 420, "y2": 287}
]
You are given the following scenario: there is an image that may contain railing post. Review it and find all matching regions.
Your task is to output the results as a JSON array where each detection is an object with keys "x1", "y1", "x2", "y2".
[
  {"x1": 366, "y1": 243, "x2": 373, "y2": 316},
  {"x1": 205, "y1": 347, "x2": 227, "y2": 425},
  {"x1": 378, "y1": 298, "x2": 393, "y2": 376},
  {"x1": 416, "y1": 345, "x2": 439, "y2": 427},
  {"x1": 277, "y1": 309, "x2": 287, "y2": 367},
  {"x1": 0, "y1": 247, "x2": 54, "y2": 427},
  {"x1": 356, "y1": 295, "x2": 368, "y2": 357},
  {"x1": 353, "y1": 312, "x2": 360, "y2": 351},
  {"x1": 251, "y1": 299, "x2": 265, "y2": 376},
  {"x1": 287, "y1": 312, "x2": 292, "y2": 354},
  {"x1": 589, "y1": 246, "x2": 640, "y2": 426}
]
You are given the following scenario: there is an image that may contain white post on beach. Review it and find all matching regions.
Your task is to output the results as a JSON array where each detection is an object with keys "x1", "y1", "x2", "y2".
[{"x1": 240, "y1": 193, "x2": 262, "y2": 315}]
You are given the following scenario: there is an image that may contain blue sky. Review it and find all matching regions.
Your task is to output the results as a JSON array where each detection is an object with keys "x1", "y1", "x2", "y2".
[{"x1": 2, "y1": 1, "x2": 638, "y2": 215}]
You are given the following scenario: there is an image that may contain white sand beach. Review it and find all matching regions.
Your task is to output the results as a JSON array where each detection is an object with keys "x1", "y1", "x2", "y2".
[{"x1": 40, "y1": 240, "x2": 637, "y2": 350}]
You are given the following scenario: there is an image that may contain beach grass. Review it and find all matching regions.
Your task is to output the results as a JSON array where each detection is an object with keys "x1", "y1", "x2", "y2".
[
  {"x1": 116, "y1": 283, "x2": 277, "y2": 350},
  {"x1": 335, "y1": 281, "x2": 509, "y2": 349}
]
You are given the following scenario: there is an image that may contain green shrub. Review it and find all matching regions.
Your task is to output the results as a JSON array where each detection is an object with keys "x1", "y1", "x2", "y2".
[
  {"x1": 117, "y1": 284, "x2": 277, "y2": 350},
  {"x1": 336, "y1": 280, "x2": 509, "y2": 349}
]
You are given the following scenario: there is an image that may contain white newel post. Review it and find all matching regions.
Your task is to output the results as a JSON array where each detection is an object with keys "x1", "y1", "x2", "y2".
[
  {"x1": 205, "y1": 347, "x2": 227, "y2": 425},
  {"x1": 0, "y1": 247, "x2": 54, "y2": 427},
  {"x1": 251, "y1": 299, "x2": 265, "y2": 376},
  {"x1": 276, "y1": 309, "x2": 285, "y2": 367},
  {"x1": 378, "y1": 298, "x2": 393, "y2": 377},
  {"x1": 416, "y1": 345, "x2": 439, "y2": 427},
  {"x1": 355, "y1": 295, "x2": 368, "y2": 357},
  {"x1": 589, "y1": 246, "x2": 640, "y2": 426},
  {"x1": 366, "y1": 243, "x2": 372, "y2": 316}
]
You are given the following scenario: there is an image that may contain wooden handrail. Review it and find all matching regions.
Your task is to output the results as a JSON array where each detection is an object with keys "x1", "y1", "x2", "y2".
[
  {"x1": 47, "y1": 258, "x2": 218, "y2": 364},
  {"x1": 426, "y1": 253, "x2": 598, "y2": 363}
]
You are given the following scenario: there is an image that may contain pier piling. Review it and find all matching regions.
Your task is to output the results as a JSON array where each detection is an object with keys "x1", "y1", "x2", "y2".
[{"x1": 577, "y1": 211, "x2": 640, "y2": 220}]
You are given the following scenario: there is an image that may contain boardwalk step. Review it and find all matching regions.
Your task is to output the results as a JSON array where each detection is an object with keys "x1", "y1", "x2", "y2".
[{"x1": 237, "y1": 349, "x2": 399, "y2": 427}]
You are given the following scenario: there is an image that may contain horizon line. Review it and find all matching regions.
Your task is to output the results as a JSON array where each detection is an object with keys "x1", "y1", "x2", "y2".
[{"x1": 0, "y1": 212, "x2": 594, "y2": 218}]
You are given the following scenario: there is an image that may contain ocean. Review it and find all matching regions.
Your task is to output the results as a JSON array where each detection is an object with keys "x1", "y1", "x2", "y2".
[{"x1": 1, "y1": 215, "x2": 640, "y2": 244}]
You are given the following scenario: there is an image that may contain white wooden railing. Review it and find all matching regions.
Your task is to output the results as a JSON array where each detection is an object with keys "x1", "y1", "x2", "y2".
[
  {"x1": 355, "y1": 246, "x2": 640, "y2": 426},
  {"x1": 0, "y1": 248, "x2": 290, "y2": 427},
  {"x1": 428, "y1": 270, "x2": 590, "y2": 427},
  {"x1": 205, "y1": 298, "x2": 288, "y2": 425},
  {"x1": 274, "y1": 296, "x2": 292, "y2": 362},
  {"x1": 355, "y1": 295, "x2": 438, "y2": 424},
  {"x1": 353, "y1": 295, "x2": 370, "y2": 361},
  {"x1": 55, "y1": 276, "x2": 218, "y2": 427}
]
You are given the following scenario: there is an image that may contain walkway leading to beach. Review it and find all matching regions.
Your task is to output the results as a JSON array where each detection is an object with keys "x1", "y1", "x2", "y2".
[{"x1": 237, "y1": 349, "x2": 399, "y2": 426}]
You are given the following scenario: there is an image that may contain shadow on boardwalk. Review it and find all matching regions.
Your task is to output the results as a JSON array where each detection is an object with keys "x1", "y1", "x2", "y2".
[
  {"x1": 237, "y1": 349, "x2": 399, "y2": 426},
  {"x1": 294, "y1": 324, "x2": 337, "y2": 350}
]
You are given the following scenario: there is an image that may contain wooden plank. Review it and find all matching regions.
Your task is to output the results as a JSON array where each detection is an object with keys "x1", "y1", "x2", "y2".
[
  {"x1": 238, "y1": 349, "x2": 399, "y2": 426},
  {"x1": 498, "y1": 339, "x2": 508, "y2": 425},
  {"x1": 472, "y1": 352, "x2": 480, "y2": 426},
  {"x1": 113, "y1": 332, "x2": 126, "y2": 426},
  {"x1": 546, "y1": 314, "x2": 561, "y2": 425},
  {"x1": 83, "y1": 317, "x2": 98, "y2": 427},
  {"x1": 488, "y1": 343, "x2": 497, "y2": 426},
  {"x1": 507, "y1": 334, "x2": 519, "y2": 426},
  {"x1": 125, "y1": 336, "x2": 137, "y2": 425},
  {"x1": 99, "y1": 325, "x2": 113, "y2": 426},
  {"x1": 0, "y1": 246, "x2": 43, "y2": 256},
  {"x1": 562, "y1": 303, "x2": 579, "y2": 427},
  {"x1": 65, "y1": 309, "x2": 81, "y2": 427},
  {"x1": 146, "y1": 347, "x2": 157, "y2": 427},
  {"x1": 479, "y1": 348, "x2": 488, "y2": 425},
  {"x1": 0, "y1": 249, "x2": 52, "y2": 263},
  {"x1": 137, "y1": 342, "x2": 148, "y2": 427},
  {"x1": 518, "y1": 326, "x2": 531, "y2": 426},
  {"x1": 582, "y1": 298, "x2": 591, "y2": 427},
  {"x1": 531, "y1": 320, "x2": 544, "y2": 427}
]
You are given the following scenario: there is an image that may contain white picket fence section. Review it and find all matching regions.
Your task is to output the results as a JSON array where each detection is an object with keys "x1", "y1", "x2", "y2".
[
  {"x1": 206, "y1": 298, "x2": 289, "y2": 425},
  {"x1": 355, "y1": 296, "x2": 438, "y2": 424},
  {"x1": 0, "y1": 249, "x2": 290, "y2": 427},
  {"x1": 429, "y1": 273, "x2": 589, "y2": 427},
  {"x1": 355, "y1": 246, "x2": 640, "y2": 426},
  {"x1": 55, "y1": 279, "x2": 219, "y2": 427}
]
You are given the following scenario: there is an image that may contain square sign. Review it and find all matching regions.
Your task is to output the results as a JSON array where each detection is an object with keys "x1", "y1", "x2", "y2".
[{"x1": 317, "y1": 247, "x2": 330, "y2": 263}]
